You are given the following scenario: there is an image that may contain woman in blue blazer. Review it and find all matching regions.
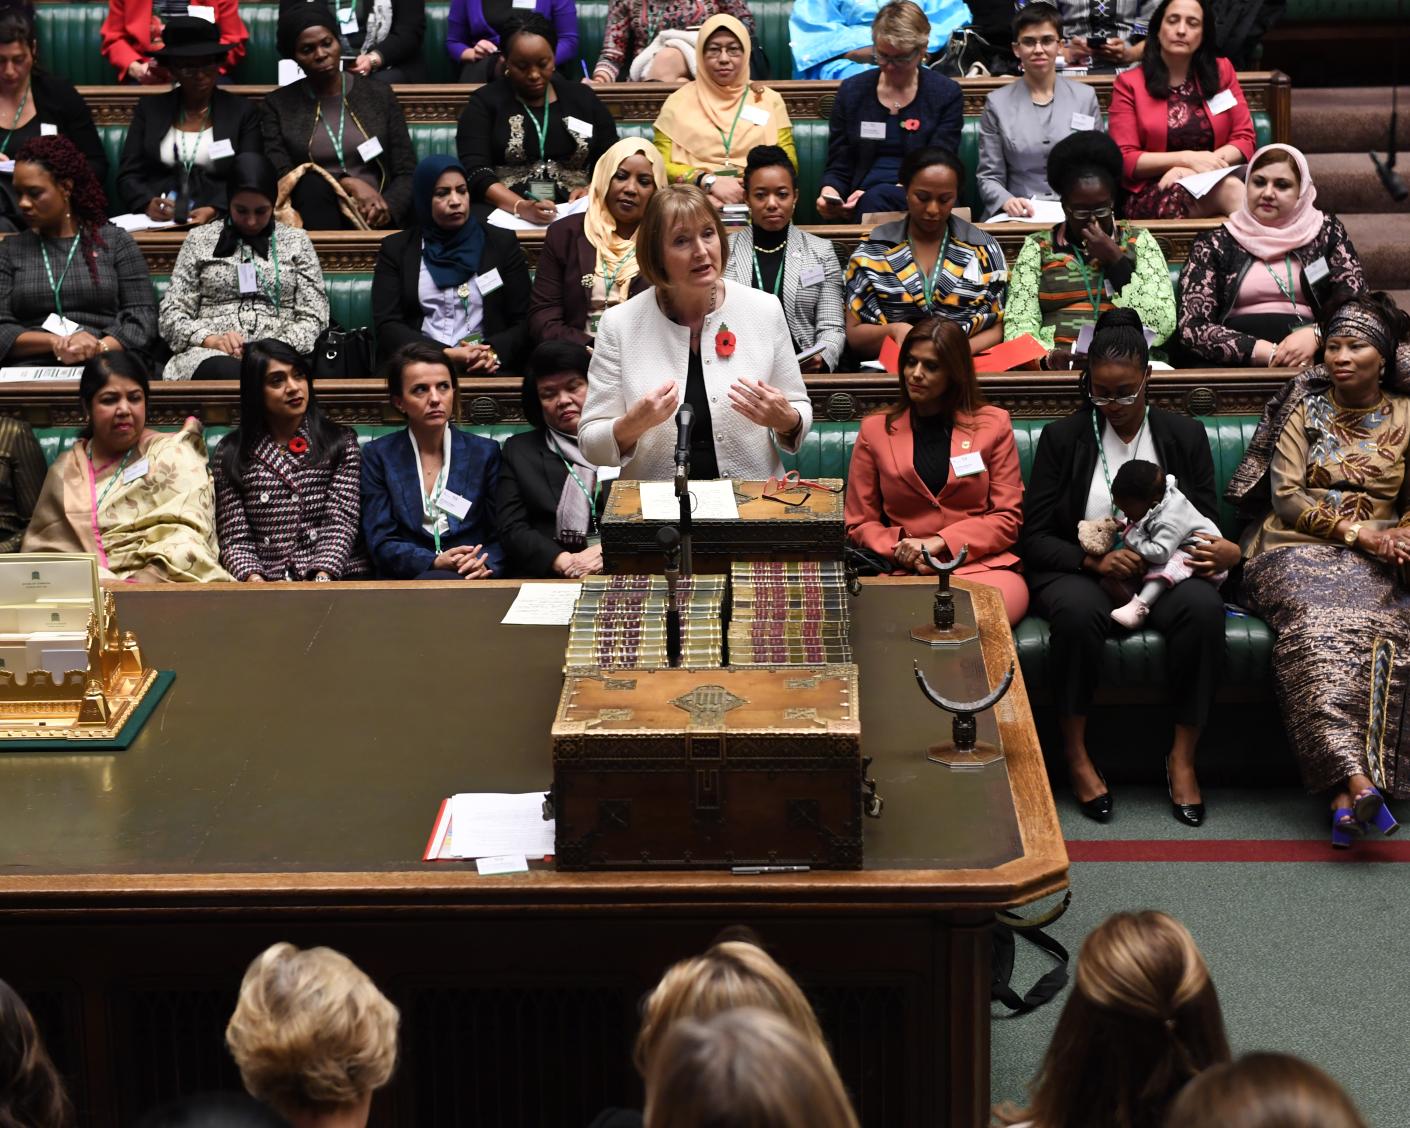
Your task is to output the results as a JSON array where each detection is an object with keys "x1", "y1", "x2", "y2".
[{"x1": 360, "y1": 342, "x2": 505, "y2": 579}]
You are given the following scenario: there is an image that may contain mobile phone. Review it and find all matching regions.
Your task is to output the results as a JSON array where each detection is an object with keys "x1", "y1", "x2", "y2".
[{"x1": 1087, "y1": 34, "x2": 1108, "y2": 49}]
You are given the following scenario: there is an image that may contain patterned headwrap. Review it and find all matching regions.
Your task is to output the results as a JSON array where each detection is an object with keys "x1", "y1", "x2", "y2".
[{"x1": 1325, "y1": 301, "x2": 1397, "y2": 365}]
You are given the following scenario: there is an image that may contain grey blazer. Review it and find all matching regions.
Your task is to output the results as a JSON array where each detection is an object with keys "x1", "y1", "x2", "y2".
[
  {"x1": 976, "y1": 77, "x2": 1103, "y2": 220},
  {"x1": 724, "y1": 225, "x2": 846, "y2": 373}
]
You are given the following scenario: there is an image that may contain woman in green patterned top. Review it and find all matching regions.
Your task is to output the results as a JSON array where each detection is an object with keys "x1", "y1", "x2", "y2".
[{"x1": 1003, "y1": 131, "x2": 1175, "y2": 369}]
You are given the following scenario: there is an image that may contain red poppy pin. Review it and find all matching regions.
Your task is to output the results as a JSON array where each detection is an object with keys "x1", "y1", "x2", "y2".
[
  {"x1": 715, "y1": 324, "x2": 737, "y2": 358},
  {"x1": 288, "y1": 436, "x2": 309, "y2": 454},
  {"x1": 901, "y1": 118, "x2": 921, "y2": 132}
]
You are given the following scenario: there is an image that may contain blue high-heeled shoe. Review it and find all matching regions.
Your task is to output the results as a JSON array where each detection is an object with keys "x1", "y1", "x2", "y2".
[
  {"x1": 1332, "y1": 807, "x2": 1363, "y2": 849},
  {"x1": 1354, "y1": 786, "x2": 1399, "y2": 836}
]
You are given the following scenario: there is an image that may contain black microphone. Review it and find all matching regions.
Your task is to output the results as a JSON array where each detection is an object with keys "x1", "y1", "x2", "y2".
[
  {"x1": 674, "y1": 404, "x2": 695, "y2": 494},
  {"x1": 657, "y1": 525, "x2": 682, "y2": 667},
  {"x1": 1373, "y1": 50, "x2": 1409, "y2": 202}
]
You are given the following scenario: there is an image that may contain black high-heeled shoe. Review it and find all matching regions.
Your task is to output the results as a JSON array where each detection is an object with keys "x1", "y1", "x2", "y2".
[
  {"x1": 1166, "y1": 756, "x2": 1205, "y2": 828},
  {"x1": 1076, "y1": 768, "x2": 1113, "y2": 823}
]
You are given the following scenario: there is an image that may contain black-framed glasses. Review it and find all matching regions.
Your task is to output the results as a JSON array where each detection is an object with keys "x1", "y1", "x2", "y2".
[
  {"x1": 873, "y1": 46, "x2": 923, "y2": 66},
  {"x1": 1068, "y1": 205, "x2": 1114, "y2": 223},
  {"x1": 1016, "y1": 34, "x2": 1061, "y2": 49}
]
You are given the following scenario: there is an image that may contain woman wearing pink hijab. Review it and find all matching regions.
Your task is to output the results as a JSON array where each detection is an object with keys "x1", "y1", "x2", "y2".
[{"x1": 1176, "y1": 144, "x2": 1365, "y2": 368}]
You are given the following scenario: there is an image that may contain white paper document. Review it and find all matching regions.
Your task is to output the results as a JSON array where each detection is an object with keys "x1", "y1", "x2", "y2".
[
  {"x1": 442, "y1": 792, "x2": 556, "y2": 860},
  {"x1": 639, "y1": 479, "x2": 740, "y2": 521},
  {"x1": 984, "y1": 199, "x2": 1066, "y2": 224},
  {"x1": 0, "y1": 367, "x2": 79, "y2": 382},
  {"x1": 111, "y1": 213, "x2": 179, "y2": 232},
  {"x1": 1176, "y1": 164, "x2": 1246, "y2": 200},
  {"x1": 500, "y1": 582, "x2": 582, "y2": 625},
  {"x1": 486, "y1": 194, "x2": 591, "y2": 231}
]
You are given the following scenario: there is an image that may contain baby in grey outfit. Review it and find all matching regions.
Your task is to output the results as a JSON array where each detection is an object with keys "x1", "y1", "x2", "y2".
[{"x1": 1109, "y1": 459, "x2": 1226, "y2": 628}]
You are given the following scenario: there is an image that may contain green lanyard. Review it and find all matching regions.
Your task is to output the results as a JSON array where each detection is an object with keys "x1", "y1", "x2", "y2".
[
  {"x1": 317, "y1": 75, "x2": 348, "y2": 168},
  {"x1": 915, "y1": 232, "x2": 952, "y2": 311},
  {"x1": 1092, "y1": 408, "x2": 1148, "y2": 518},
  {"x1": 40, "y1": 235, "x2": 80, "y2": 322},
  {"x1": 518, "y1": 97, "x2": 552, "y2": 169},
  {"x1": 92, "y1": 447, "x2": 134, "y2": 511},
  {"x1": 242, "y1": 228, "x2": 282, "y2": 309},
  {"x1": 173, "y1": 104, "x2": 211, "y2": 181},
  {"x1": 0, "y1": 81, "x2": 29, "y2": 158},
  {"x1": 1070, "y1": 246, "x2": 1106, "y2": 314},
  {"x1": 1264, "y1": 256, "x2": 1299, "y2": 313},
  {"x1": 751, "y1": 248, "x2": 783, "y2": 296},
  {"x1": 717, "y1": 93, "x2": 747, "y2": 166},
  {"x1": 600, "y1": 247, "x2": 635, "y2": 301}
]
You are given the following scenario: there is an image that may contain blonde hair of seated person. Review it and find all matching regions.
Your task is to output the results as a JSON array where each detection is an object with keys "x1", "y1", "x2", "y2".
[
  {"x1": 1163, "y1": 1052, "x2": 1368, "y2": 1128},
  {"x1": 871, "y1": 0, "x2": 931, "y2": 54},
  {"x1": 634, "y1": 937, "x2": 826, "y2": 1077},
  {"x1": 225, "y1": 942, "x2": 399, "y2": 1127},
  {"x1": 644, "y1": 1008, "x2": 859, "y2": 1128},
  {"x1": 995, "y1": 910, "x2": 1231, "y2": 1128}
]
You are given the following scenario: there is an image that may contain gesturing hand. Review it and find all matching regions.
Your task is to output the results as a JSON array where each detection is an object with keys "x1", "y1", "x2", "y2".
[
  {"x1": 1081, "y1": 220, "x2": 1124, "y2": 267},
  {"x1": 627, "y1": 380, "x2": 679, "y2": 432},
  {"x1": 728, "y1": 377, "x2": 799, "y2": 434}
]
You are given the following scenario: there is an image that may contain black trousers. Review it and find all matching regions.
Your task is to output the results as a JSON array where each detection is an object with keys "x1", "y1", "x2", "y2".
[
  {"x1": 1031, "y1": 572, "x2": 1226, "y2": 728},
  {"x1": 192, "y1": 354, "x2": 241, "y2": 380},
  {"x1": 290, "y1": 174, "x2": 356, "y2": 230}
]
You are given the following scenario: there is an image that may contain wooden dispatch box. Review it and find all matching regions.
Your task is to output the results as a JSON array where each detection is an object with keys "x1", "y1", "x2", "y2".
[
  {"x1": 599, "y1": 479, "x2": 846, "y2": 573},
  {"x1": 550, "y1": 665, "x2": 862, "y2": 870}
]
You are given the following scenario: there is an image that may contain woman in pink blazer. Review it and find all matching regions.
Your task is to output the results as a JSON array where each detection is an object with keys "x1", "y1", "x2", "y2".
[
  {"x1": 844, "y1": 317, "x2": 1028, "y2": 624},
  {"x1": 1107, "y1": 0, "x2": 1254, "y2": 220}
]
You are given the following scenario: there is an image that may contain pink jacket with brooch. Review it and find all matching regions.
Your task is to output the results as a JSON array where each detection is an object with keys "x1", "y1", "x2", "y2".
[{"x1": 843, "y1": 403, "x2": 1024, "y2": 572}]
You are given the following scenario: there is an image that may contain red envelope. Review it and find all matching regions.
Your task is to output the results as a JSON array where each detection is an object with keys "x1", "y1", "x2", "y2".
[
  {"x1": 974, "y1": 334, "x2": 1048, "y2": 371},
  {"x1": 878, "y1": 335, "x2": 901, "y2": 373}
]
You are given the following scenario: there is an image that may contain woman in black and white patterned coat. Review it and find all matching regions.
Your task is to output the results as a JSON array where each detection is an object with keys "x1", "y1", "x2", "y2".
[
  {"x1": 212, "y1": 338, "x2": 370, "y2": 582},
  {"x1": 158, "y1": 154, "x2": 329, "y2": 381}
]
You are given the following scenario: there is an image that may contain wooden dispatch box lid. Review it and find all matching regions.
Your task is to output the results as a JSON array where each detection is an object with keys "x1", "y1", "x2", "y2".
[{"x1": 553, "y1": 665, "x2": 859, "y2": 740}]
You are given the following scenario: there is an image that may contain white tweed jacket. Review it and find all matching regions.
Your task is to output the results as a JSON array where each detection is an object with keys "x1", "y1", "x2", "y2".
[
  {"x1": 724, "y1": 225, "x2": 847, "y2": 373},
  {"x1": 580, "y1": 278, "x2": 813, "y2": 481}
]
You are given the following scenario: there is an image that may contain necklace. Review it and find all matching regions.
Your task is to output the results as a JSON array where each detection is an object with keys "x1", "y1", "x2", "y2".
[{"x1": 753, "y1": 240, "x2": 786, "y2": 254}]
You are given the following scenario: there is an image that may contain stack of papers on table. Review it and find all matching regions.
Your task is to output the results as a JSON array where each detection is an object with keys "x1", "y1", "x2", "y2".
[
  {"x1": 423, "y1": 791, "x2": 556, "y2": 863},
  {"x1": 486, "y1": 195, "x2": 590, "y2": 231},
  {"x1": 984, "y1": 199, "x2": 1065, "y2": 225}
]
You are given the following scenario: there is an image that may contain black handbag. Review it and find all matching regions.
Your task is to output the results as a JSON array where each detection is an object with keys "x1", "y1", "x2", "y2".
[
  {"x1": 991, "y1": 891, "x2": 1072, "y2": 1015},
  {"x1": 311, "y1": 323, "x2": 375, "y2": 380}
]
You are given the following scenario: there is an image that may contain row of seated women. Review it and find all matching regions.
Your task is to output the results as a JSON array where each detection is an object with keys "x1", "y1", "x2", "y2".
[
  {"x1": 8, "y1": 0, "x2": 1274, "y2": 237},
  {"x1": 0, "y1": 119, "x2": 1361, "y2": 388},
  {"x1": 2, "y1": 914, "x2": 1377, "y2": 1128}
]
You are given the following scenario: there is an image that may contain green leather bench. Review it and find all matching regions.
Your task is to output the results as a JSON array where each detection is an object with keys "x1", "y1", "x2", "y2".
[{"x1": 26, "y1": 415, "x2": 1272, "y2": 701}]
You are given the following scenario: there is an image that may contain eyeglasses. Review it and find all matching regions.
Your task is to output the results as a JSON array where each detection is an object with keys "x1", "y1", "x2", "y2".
[
  {"x1": 169, "y1": 59, "x2": 221, "y2": 74},
  {"x1": 1017, "y1": 35, "x2": 1061, "y2": 49},
  {"x1": 703, "y1": 44, "x2": 745, "y2": 59},
  {"x1": 1089, "y1": 375, "x2": 1148, "y2": 407},
  {"x1": 872, "y1": 46, "x2": 923, "y2": 66},
  {"x1": 1068, "y1": 205, "x2": 1114, "y2": 223}
]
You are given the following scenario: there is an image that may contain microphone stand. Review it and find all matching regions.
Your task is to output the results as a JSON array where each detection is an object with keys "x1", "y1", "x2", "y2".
[
  {"x1": 1372, "y1": 33, "x2": 1409, "y2": 202},
  {"x1": 675, "y1": 454, "x2": 694, "y2": 578},
  {"x1": 658, "y1": 526, "x2": 682, "y2": 668}
]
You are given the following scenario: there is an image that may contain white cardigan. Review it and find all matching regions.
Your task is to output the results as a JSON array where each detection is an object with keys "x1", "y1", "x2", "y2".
[{"x1": 579, "y1": 278, "x2": 813, "y2": 481}]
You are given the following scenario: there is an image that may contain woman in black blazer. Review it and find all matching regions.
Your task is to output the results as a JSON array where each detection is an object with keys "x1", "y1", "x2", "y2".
[
  {"x1": 0, "y1": 8, "x2": 107, "y2": 231},
  {"x1": 1020, "y1": 309, "x2": 1243, "y2": 828},
  {"x1": 115, "y1": 17, "x2": 261, "y2": 223},
  {"x1": 371, "y1": 155, "x2": 531, "y2": 372},
  {"x1": 497, "y1": 341, "x2": 614, "y2": 577},
  {"x1": 279, "y1": 0, "x2": 428, "y2": 83}
]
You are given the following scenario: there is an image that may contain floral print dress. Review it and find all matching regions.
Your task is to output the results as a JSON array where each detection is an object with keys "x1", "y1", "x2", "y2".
[{"x1": 1124, "y1": 78, "x2": 1216, "y2": 220}]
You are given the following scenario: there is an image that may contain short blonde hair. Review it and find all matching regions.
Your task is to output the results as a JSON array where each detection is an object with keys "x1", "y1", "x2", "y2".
[
  {"x1": 644, "y1": 1009, "x2": 859, "y2": 1128},
  {"x1": 872, "y1": 0, "x2": 931, "y2": 53},
  {"x1": 634, "y1": 940, "x2": 825, "y2": 1076},
  {"x1": 225, "y1": 943, "x2": 400, "y2": 1115},
  {"x1": 635, "y1": 184, "x2": 729, "y2": 295}
]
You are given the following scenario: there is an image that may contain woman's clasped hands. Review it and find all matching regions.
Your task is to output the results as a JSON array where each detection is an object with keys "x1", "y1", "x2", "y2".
[{"x1": 434, "y1": 543, "x2": 493, "y2": 577}]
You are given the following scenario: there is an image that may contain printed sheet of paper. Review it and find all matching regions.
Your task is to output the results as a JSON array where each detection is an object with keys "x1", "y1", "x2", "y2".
[
  {"x1": 442, "y1": 792, "x2": 555, "y2": 860},
  {"x1": 639, "y1": 479, "x2": 740, "y2": 521},
  {"x1": 500, "y1": 582, "x2": 582, "y2": 625},
  {"x1": 1176, "y1": 164, "x2": 1246, "y2": 200},
  {"x1": 486, "y1": 195, "x2": 591, "y2": 231},
  {"x1": 984, "y1": 199, "x2": 1066, "y2": 224}
]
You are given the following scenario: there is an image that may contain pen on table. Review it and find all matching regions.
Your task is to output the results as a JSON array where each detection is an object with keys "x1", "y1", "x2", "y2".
[
  {"x1": 731, "y1": 865, "x2": 811, "y2": 875},
  {"x1": 581, "y1": 59, "x2": 590, "y2": 79}
]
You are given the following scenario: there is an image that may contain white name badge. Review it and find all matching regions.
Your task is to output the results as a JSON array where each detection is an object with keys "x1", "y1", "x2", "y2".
[
  {"x1": 951, "y1": 451, "x2": 985, "y2": 477},
  {"x1": 478, "y1": 267, "x2": 504, "y2": 294},
  {"x1": 39, "y1": 122, "x2": 57, "y2": 136},
  {"x1": 208, "y1": 138, "x2": 235, "y2": 160},
  {"x1": 188, "y1": 4, "x2": 216, "y2": 21},
  {"x1": 1071, "y1": 112, "x2": 1096, "y2": 131},
  {"x1": 512, "y1": 0, "x2": 536, "y2": 8},
  {"x1": 123, "y1": 457, "x2": 150, "y2": 483},
  {"x1": 597, "y1": 465, "x2": 622, "y2": 483},
  {"x1": 962, "y1": 256, "x2": 983, "y2": 283},
  {"x1": 740, "y1": 104, "x2": 771, "y2": 127},
  {"x1": 277, "y1": 58, "x2": 305, "y2": 86},
  {"x1": 1305, "y1": 256, "x2": 1331, "y2": 285},
  {"x1": 565, "y1": 115, "x2": 593, "y2": 138},
  {"x1": 0, "y1": 158, "x2": 13, "y2": 174},
  {"x1": 237, "y1": 262, "x2": 259, "y2": 294},
  {"x1": 799, "y1": 264, "x2": 826, "y2": 287},
  {"x1": 41, "y1": 313, "x2": 82, "y2": 336},
  {"x1": 1073, "y1": 322, "x2": 1095, "y2": 355},
  {"x1": 437, "y1": 489, "x2": 471, "y2": 519},
  {"x1": 1206, "y1": 89, "x2": 1238, "y2": 116},
  {"x1": 357, "y1": 136, "x2": 383, "y2": 162},
  {"x1": 341, "y1": 17, "x2": 360, "y2": 33},
  {"x1": 859, "y1": 120, "x2": 887, "y2": 140}
]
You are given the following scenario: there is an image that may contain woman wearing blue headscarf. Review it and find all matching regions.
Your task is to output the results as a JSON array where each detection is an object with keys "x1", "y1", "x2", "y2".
[{"x1": 370, "y1": 154, "x2": 531, "y2": 372}]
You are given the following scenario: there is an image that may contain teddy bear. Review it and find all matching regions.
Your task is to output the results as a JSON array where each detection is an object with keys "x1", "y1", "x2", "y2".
[{"x1": 1077, "y1": 516, "x2": 1122, "y2": 556}]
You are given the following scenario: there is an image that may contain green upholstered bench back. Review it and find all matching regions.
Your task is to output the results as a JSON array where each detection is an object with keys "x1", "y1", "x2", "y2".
[{"x1": 35, "y1": 4, "x2": 111, "y2": 85}]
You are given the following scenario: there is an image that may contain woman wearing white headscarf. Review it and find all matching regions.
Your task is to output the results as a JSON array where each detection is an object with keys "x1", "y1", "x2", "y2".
[{"x1": 1177, "y1": 144, "x2": 1365, "y2": 368}]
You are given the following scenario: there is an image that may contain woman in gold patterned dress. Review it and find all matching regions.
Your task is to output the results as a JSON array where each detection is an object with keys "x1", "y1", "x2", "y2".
[{"x1": 1228, "y1": 292, "x2": 1410, "y2": 847}]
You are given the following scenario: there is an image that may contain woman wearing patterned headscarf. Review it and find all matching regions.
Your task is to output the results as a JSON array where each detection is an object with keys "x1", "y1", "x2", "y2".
[{"x1": 1228, "y1": 291, "x2": 1410, "y2": 848}]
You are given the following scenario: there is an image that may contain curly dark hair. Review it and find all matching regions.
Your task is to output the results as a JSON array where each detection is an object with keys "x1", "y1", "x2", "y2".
[
  {"x1": 14, "y1": 135, "x2": 109, "y2": 284},
  {"x1": 1047, "y1": 130, "x2": 1124, "y2": 199},
  {"x1": 502, "y1": 11, "x2": 557, "y2": 53}
]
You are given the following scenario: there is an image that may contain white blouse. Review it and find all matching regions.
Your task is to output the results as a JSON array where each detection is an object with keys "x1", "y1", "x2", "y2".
[{"x1": 1084, "y1": 412, "x2": 1160, "y2": 521}]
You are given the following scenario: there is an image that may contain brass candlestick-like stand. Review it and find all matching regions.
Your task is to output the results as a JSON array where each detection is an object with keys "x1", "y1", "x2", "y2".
[
  {"x1": 913, "y1": 659, "x2": 1015, "y2": 767},
  {"x1": 910, "y1": 544, "x2": 978, "y2": 646}
]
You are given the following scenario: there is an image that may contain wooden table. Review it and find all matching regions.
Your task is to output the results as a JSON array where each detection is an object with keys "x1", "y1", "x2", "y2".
[{"x1": 0, "y1": 578, "x2": 1066, "y2": 1128}]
